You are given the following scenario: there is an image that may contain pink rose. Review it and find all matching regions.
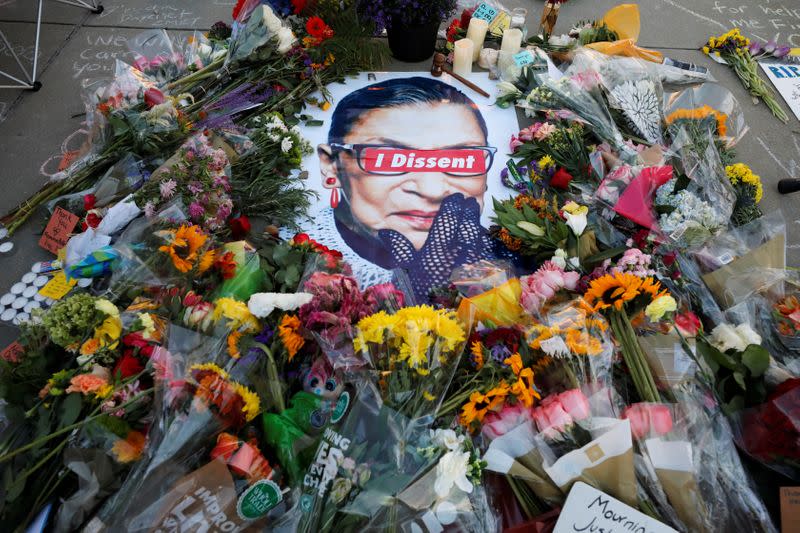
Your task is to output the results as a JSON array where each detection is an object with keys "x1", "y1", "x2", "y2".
[
  {"x1": 509, "y1": 135, "x2": 523, "y2": 152},
  {"x1": 482, "y1": 402, "x2": 533, "y2": 440},
  {"x1": 557, "y1": 389, "x2": 591, "y2": 421},
  {"x1": 674, "y1": 311, "x2": 701, "y2": 337},
  {"x1": 519, "y1": 261, "x2": 580, "y2": 314},
  {"x1": 623, "y1": 403, "x2": 674, "y2": 439},
  {"x1": 533, "y1": 396, "x2": 573, "y2": 434}
]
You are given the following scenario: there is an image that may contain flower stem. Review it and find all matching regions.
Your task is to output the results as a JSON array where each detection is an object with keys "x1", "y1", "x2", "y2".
[{"x1": 610, "y1": 311, "x2": 660, "y2": 403}]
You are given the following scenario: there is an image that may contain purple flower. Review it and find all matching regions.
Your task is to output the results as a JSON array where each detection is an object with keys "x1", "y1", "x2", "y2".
[
  {"x1": 188, "y1": 202, "x2": 205, "y2": 219},
  {"x1": 159, "y1": 179, "x2": 177, "y2": 199},
  {"x1": 143, "y1": 201, "x2": 156, "y2": 218},
  {"x1": 187, "y1": 181, "x2": 203, "y2": 195},
  {"x1": 749, "y1": 41, "x2": 763, "y2": 56},
  {"x1": 490, "y1": 344, "x2": 512, "y2": 363},
  {"x1": 764, "y1": 41, "x2": 777, "y2": 54},
  {"x1": 254, "y1": 325, "x2": 274, "y2": 345},
  {"x1": 774, "y1": 45, "x2": 791, "y2": 58}
]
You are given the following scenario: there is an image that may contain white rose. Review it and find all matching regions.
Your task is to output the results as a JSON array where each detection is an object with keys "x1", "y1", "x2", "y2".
[
  {"x1": 248, "y1": 292, "x2": 313, "y2": 318},
  {"x1": 710, "y1": 323, "x2": 747, "y2": 353},
  {"x1": 276, "y1": 27, "x2": 296, "y2": 54},
  {"x1": 735, "y1": 323, "x2": 762, "y2": 347},
  {"x1": 434, "y1": 451, "x2": 473, "y2": 498},
  {"x1": 431, "y1": 429, "x2": 464, "y2": 451},
  {"x1": 550, "y1": 249, "x2": 567, "y2": 269}
]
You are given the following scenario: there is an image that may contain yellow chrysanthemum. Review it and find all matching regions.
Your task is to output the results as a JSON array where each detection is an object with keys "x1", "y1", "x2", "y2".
[
  {"x1": 354, "y1": 311, "x2": 398, "y2": 352},
  {"x1": 422, "y1": 390, "x2": 436, "y2": 401},
  {"x1": 95, "y1": 384, "x2": 114, "y2": 399},
  {"x1": 538, "y1": 155, "x2": 555, "y2": 170}
]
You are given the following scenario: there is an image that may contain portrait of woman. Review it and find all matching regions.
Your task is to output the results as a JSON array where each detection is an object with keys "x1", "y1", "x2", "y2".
[{"x1": 297, "y1": 75, "x2": 516, "y2": 299}]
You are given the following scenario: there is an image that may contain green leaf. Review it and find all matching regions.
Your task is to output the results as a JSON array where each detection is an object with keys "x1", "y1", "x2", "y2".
[
  {"x1": 58, "y1": 393, "x2": 83, "y2": 429},
  {"x1": 697, "y1": 340, "x2": 737, "y2": 370},
  {"x1": 741, "y1": 344, "x2": 770, "y2": 377},
  {"x1": 723, "y1": 395, "x2": 745, "y2": 415},
  {"x1": 733, "y1": 371, "x2": 747, "y2": 391},
  {"x1": 304, "y1": 119, "x2": 324, "y2": 127}
]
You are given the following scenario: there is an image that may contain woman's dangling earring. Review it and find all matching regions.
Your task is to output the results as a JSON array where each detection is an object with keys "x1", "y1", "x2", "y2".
[{"x1": 330, "y1": 188, "x2": 340, "y2": 209}]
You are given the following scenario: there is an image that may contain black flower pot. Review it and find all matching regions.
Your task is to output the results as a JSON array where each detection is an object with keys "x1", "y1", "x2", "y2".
[{"x1": 386, "y1": 19, "x2": 440, "y2": 62}]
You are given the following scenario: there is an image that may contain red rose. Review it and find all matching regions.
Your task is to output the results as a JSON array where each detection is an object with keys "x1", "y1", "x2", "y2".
[
  {"x1": 550, "y1": 167, "x2": 574, "y2": 189},
  {"x1": 674, "y1": 311, "x2": 701, "y2": 337},
  {"x1": 292, "y1": 233, "x2": 310, "y2": 245},
  {"x1": 229, "y1": 215, "x2": 251, "y2": 240},
  {"x1": 113, "y1": 353, "x2": 144, "y2": 379},
  {"x1": 83, "y1": 194, "x2": 97, "y2": 211},
  {"x1": 460, "y1": 8, "x2": 476, "y2": 28},
  {"x1": 446, "y1": 20, "x2": 461, "y2": 43},
  {"x1": 122, "y1": 332, "x2": 148, "y2": 349},
  {"x1": 143, "y1": 88, "x2": 165, "y2": 109}
]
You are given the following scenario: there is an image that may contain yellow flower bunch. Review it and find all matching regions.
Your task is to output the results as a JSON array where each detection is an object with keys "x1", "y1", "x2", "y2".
[
  {"x1": 664, "y1": 105, "x2": 728, "y2": 137},
  {"x1": 726, "y1": 163, "x2": 763, "y2": 203},
  {"x1": 354, "y1": 305, "x2": 466, "y2": 376},
  {"x1": 213, "y1": 298, "x2": 260, "y2": 333},
  {"x1": 704, "y1": 28, "x2": 750, "y2": 53}
]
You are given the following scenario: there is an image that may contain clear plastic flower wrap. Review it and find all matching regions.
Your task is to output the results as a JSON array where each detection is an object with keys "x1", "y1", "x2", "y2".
[
  {"x1": 228, "y1": 1, "x2": 296, "y2": 63},
  {"x1": 623, "y1": 401, "x2": 714, "y2": 531},
  {"x1": 671, "y1": 383, "x2": 778, "y2": 532},
  {"x1": 128, "y1": 29, "x2": 188, "y2": 85},
  {"x1": 566, "y1": 48, "x2": 667, "y2": 145},
  {"x1": 725, "y1": 268, "x2": 800, "y2": 372},
  {"x1": 692, "y1": 210, "x2": 786, "y2": 309},
  {"x1": 664, "y1": 82, "x2": 748, "y2": 150},
  {"x1": 89, "y1": 325, "x2": 270, "y2": 530},
  {"x1": 291, "y1": 375, "x2": 491, "y2": 533},
  {"x1": 295, "y1": 258, "x2": 407, "y2": 370}
]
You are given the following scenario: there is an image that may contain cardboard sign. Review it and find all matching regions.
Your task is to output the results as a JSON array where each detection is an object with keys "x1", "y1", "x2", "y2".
[
  {"x1": 39, "y1": 207, "x2": 79, "y2": 255},
  {"x1": 554, "y1": 482, "x2": 677, "y2": 533},
  {"x1": 0, "y1": 341, "x2": 24, "y2": 363},
  {"x1": 38, "y1": 272, "x2": 77, "y2": 300},
  {"x1": 760, "y1": 62, "x2": 800, "y2": 122},
  {"x1": 781, "y1": 487, "x2": 800, "y2": 533}
]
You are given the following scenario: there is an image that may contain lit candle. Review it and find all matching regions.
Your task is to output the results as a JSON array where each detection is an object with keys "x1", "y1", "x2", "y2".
[
  {"x1": 466, "y1": 18, "x2": 489, "y2": 61},
  {"x1": 500, "y1": 28, "x2": 523, "y2": 54},
  {"x1": 453, "y1": 38, "x2": 474, "y2": 77}
]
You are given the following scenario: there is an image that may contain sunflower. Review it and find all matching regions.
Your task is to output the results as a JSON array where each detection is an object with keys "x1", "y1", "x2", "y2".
[
  {"x1": 198, "y1": 249, "x2": 216, "y2": 274},
  {"x1": 278, "y1": 314, "x2": 305, "y2": 361},
  {"x1": 583, "y1": 273, "x2": 665, "y2": 312},
  {"x1": 565, "y1": 328, "x2": 604, "y2": 356},
  {"x1": 460, "y1": 383, "x2": 510, "y2": 426},
  {"x1": 511, "y1": 368, "x2": 539, "y2": 407},
  {"x1": 503, "y1": 353, "x2": 524, "y2": 375},
  {"x1": 233, "y1": 383, "x2": 261, "y2": 422},
  {"x1": 470, "y1": 341, "x2": 485, "y2": 370},
  {"x1": 158, "y1": 225, "x2": 208, "y2": 273}
]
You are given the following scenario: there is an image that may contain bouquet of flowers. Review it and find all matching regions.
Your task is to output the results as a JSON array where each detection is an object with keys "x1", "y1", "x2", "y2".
[
  {"x1": 509, "y1": 120, "x2": 593, "y2": 184},
  {"x1": 725, "y1": 163, "x2": 763, "y2": 227},
  {"x1": 703, "y1": 29, "x2": 788, "y2": 122}
]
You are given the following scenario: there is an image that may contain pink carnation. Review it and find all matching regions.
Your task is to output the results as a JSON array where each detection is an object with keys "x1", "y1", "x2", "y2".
[{"x1": 519, "y1": 261, "x2": 580, "y2": 314}]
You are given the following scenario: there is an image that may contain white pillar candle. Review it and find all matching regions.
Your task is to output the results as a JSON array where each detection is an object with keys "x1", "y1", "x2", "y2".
[
  {"x1": 453, "y1": 38, "x2": 474, "y2": 77},
  {"x1": 500, "y1": 28, "x2": 523, "y2": 54},
  {"x1": 465, "y1": 18, "x2": 488, "y2": 61}
]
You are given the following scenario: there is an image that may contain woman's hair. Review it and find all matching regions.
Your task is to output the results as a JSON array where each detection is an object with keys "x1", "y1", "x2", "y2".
[{"x1": 328, "y1": 76, "x2": 488, "y2": 144}]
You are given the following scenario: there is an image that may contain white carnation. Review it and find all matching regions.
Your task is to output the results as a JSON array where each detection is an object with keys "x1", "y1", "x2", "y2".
[
  {"x1": 434, "y1": 451, "x2": 473, "y2": 498},
  {"x1": 430, "y1": 428, "x2": 465, "y2": 451}
]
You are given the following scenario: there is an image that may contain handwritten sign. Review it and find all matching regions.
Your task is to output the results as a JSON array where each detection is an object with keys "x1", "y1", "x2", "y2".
[
  {"x1": 0, "y1": 341, "x2": 24, "y2": 363},
  {"x1": 513, "y1": 50, "x2": 535, "y2": 67},
  {"x1": 472, "y1": 3, "x2": 498, "y2": 23},
  {"x1": 760, "y1": 62, "x2": 800, "y2": 122},
  {"x1": 39, "y1": 272, "x2": 77, "y2": 300},
  {"x1": 554, "y1": 482, "x2": 677, "y2": 533},
  {"x1": 781, "y1": 487, "x2": 800, "y2": 532},
  {"x1": 39, "y1": 207, "x2": 79, "y2": 255}
]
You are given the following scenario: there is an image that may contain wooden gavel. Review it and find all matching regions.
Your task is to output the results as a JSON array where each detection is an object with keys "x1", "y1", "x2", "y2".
[{"x1": 431, "y1": 53, "x2": 490, "y2": 98}]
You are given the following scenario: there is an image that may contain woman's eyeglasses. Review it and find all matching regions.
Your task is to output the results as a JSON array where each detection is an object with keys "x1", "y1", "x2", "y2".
[{"x1": 330, "y1": 143, "x2": 497, "y2": 177}]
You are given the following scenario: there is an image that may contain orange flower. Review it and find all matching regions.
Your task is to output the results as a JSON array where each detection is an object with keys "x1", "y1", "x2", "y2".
[
  {"x1": 278, "y1": 314, "x2": 305, "y2": 361},
  {"x1": 111, "y1": 430, "x2": 146, "y2": 463},
  {"x1": 80, "y1": 338, "x2": 100, "y2": 356},
  {"x1": 664, "y1": 105, "x2": 728, "y2": 137},
  {"x1": 158, "y1": 225, "x2": 208, "y2": 273},
  {"x1": 503, "y1": 353, "x2": 524, "y2": 375},
  {"x1": 227, "y1": 331, "x2": 242, "y2": 359},
  {"x1": 497, "y1": 228, "x2": 522, "y2": 251},
  {"x1": 66, "y1": 371, "x2": 109, "y2": 395},
  {"x1": 460, "y1": 383, "x2": 510, "y2": 426},
  {"x1": 511, "y1": 367, "x2": 540, "y2": 407},
  {"x1": 215, "y1": 251, "x2": 238, "y2": 279},
  {"x1": 565, "y1": 328, "x2": 604, "y2": 356}
]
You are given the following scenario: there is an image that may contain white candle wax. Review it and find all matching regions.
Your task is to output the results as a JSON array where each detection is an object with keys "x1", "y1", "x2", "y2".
[
  {"x1": 500, "y1": 28, "x2": 523, "y2": 54},
  {"x1": 453, "y1": 38, "x2": 474, "y2": 77},
  {"x1": 465, "y1": 18, "x2": 488, "y2": 61}
]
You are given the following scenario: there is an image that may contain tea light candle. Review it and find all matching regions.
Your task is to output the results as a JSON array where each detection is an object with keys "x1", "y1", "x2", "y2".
[
  {"x1": 466, "y1": 18, "x2": 488, "y2": 61},
  {"x1": 501, "y1": 28, "x2": 523, "y2": 54},
  {"x1": 453, "y1": 38, "x2": 474, "y2": 77}
]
